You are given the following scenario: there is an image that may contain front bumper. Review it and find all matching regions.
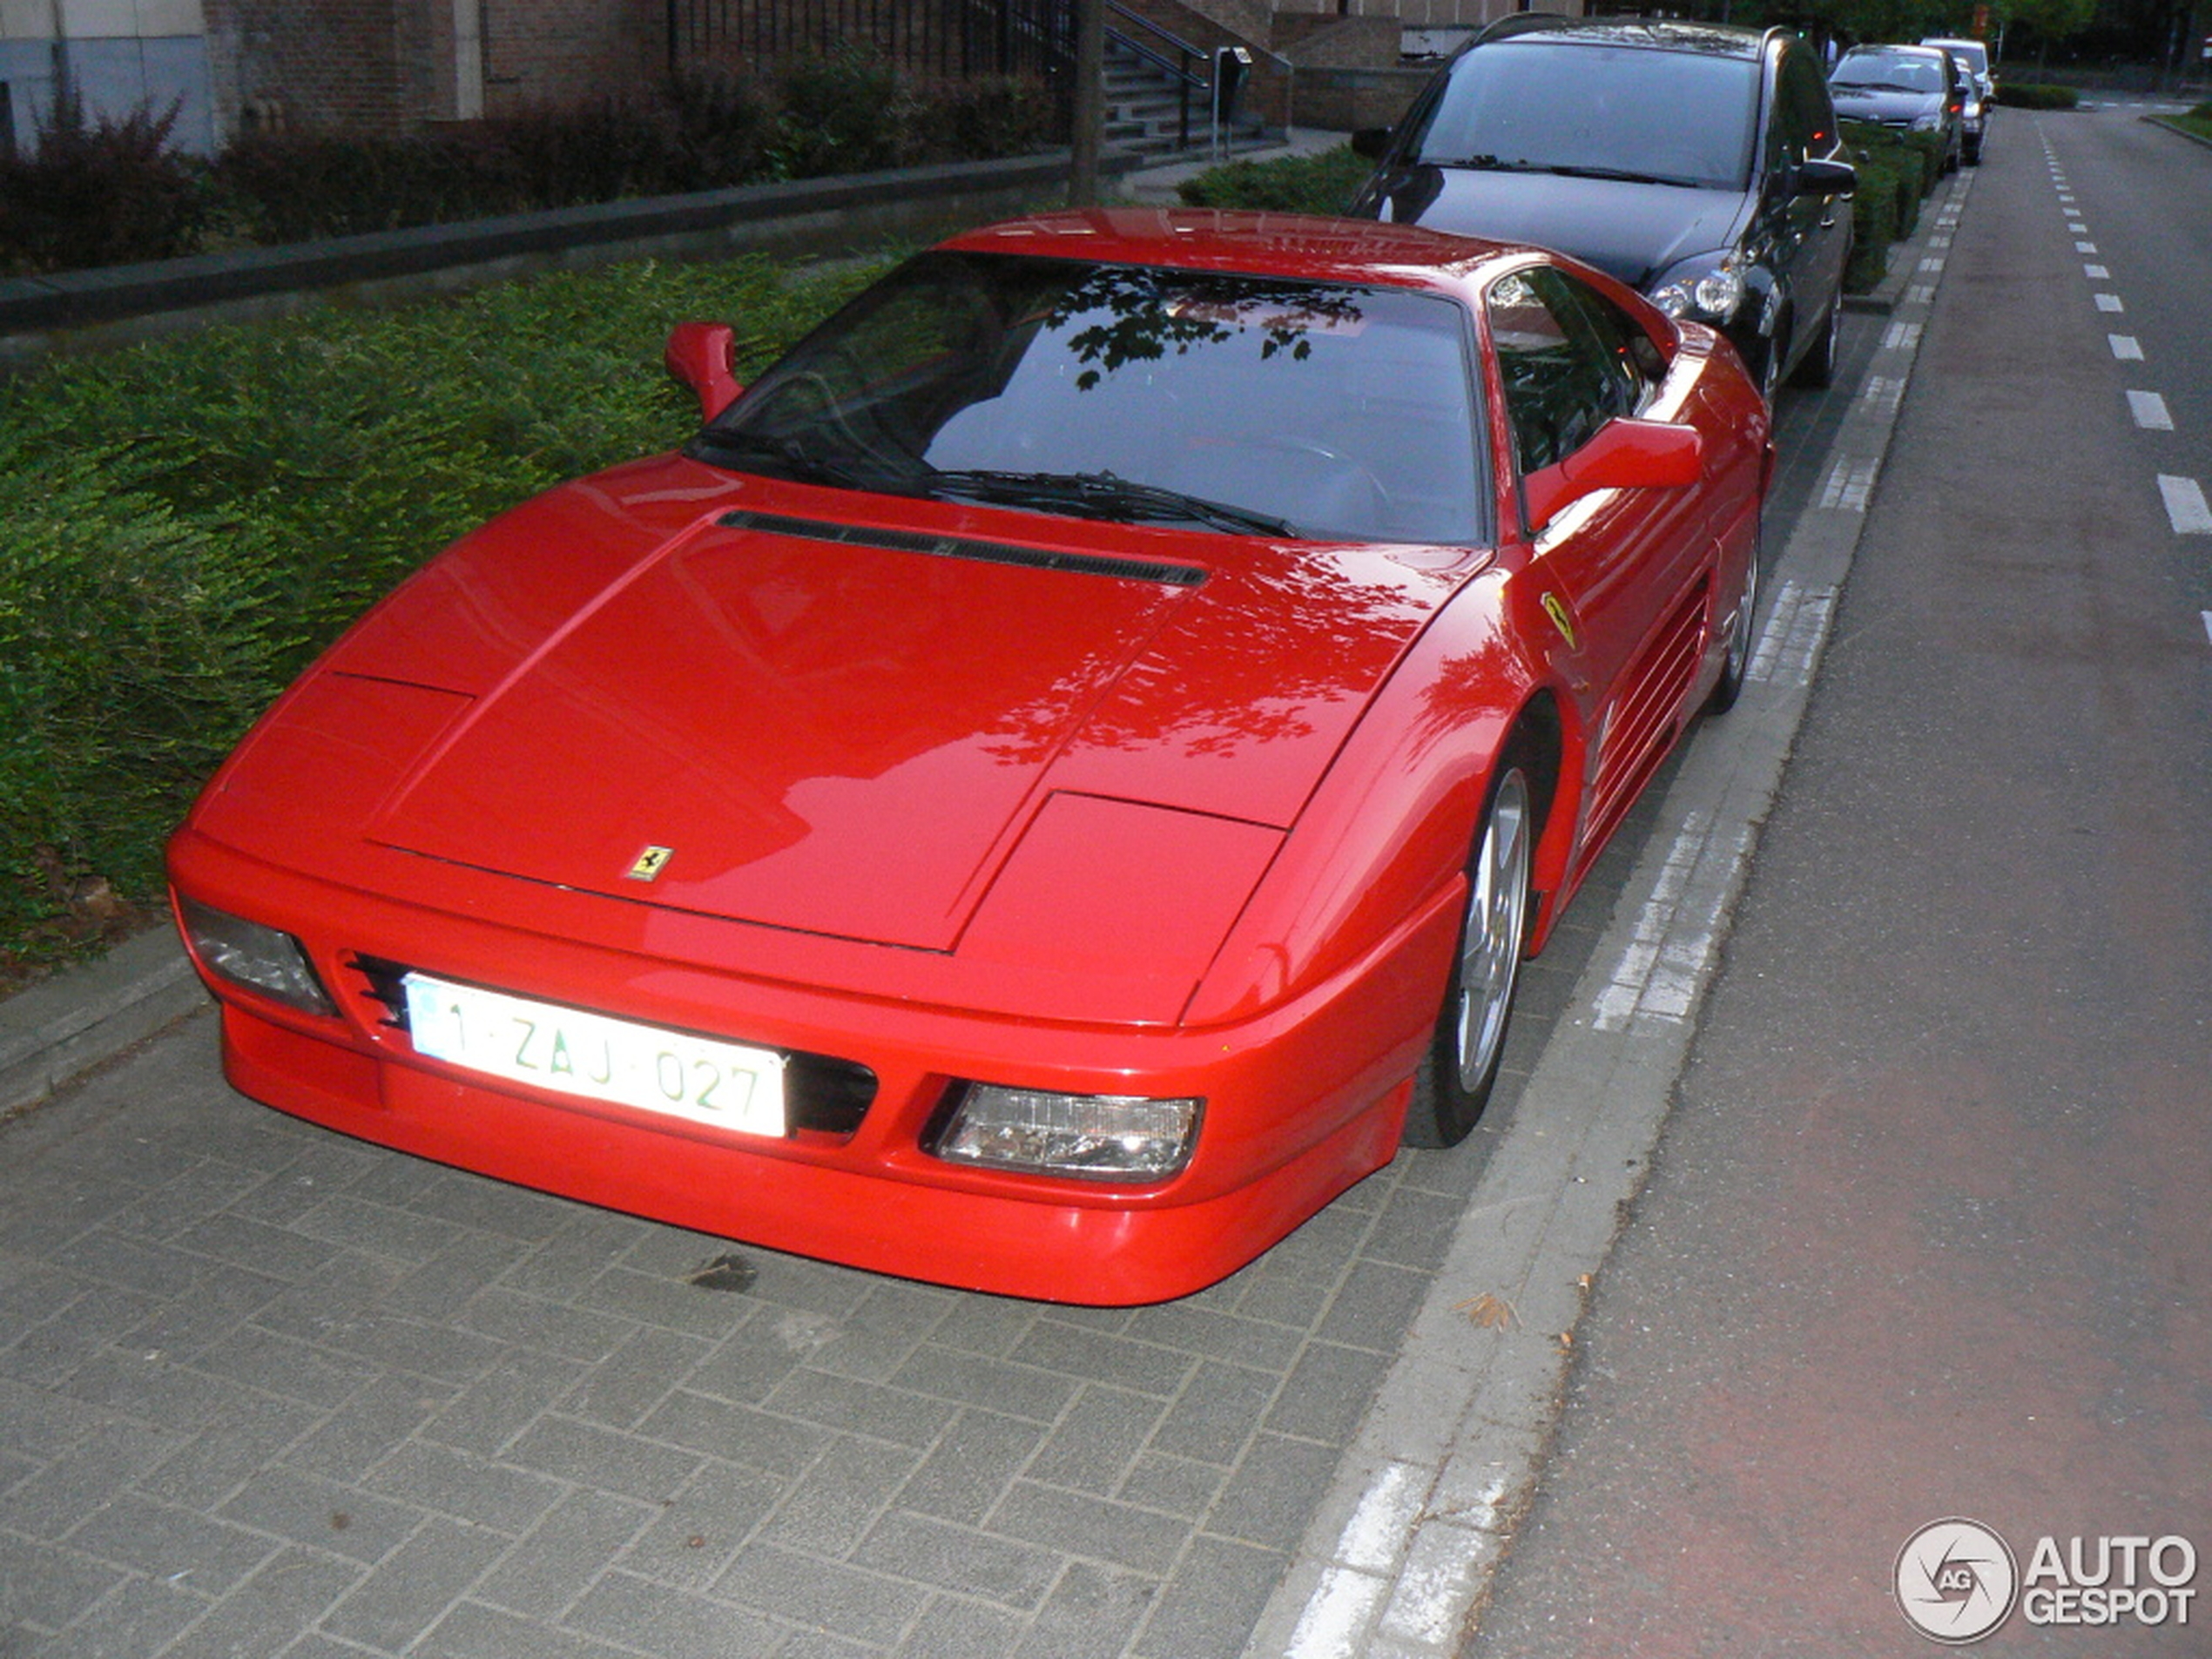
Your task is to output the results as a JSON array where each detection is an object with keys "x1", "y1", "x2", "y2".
[{"x1": 169, "y1": 827, "x2": 1458, "y2": 1305}]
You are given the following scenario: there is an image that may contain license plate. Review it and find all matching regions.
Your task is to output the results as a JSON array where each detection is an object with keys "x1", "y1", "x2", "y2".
[{"x1": 401, "y1": 973, "x2": 786, "y2": 1138}]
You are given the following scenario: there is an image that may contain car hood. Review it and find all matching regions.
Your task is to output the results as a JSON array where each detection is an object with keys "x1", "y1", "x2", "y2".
[
  {"x1": 316, "y1": 466, "x2": 1474, "y2": 954},
  {"x1": 1830, "y1": 88, "x2": 1940, "y2": 122},
  {"x1": 1366, "y1": 166, "x2": 1752, "y2": 290}
]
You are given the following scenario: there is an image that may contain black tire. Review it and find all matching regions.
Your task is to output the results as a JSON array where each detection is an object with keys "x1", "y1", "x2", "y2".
[
  {"x1": 1403, "y1": 760, "x2": 1537, "y2": 1148},
  {"x1": 1705, "y1": 535, "x2": 1761, "y2": 715},
  {"x1": 1791, "y1": 293, "x2": 1840, "y2": 389},
  {"x1": 1753, "y1": 328, "x2": 1785, "y2": 404}
]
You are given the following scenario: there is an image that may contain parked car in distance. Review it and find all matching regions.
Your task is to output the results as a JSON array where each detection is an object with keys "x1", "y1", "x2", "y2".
[
  {"x1": 167, "y1": 210, "x2": 1772, "y2": 1306},
  {"x1": 1921, "y1": 34, "x2": 1996, "y2": 103},
  {"x1": 1829, "y1": 44, "x2": 1965, "y2": 172},
  {"x1": 1348, "y1": 16, "x2": 1856, "y2": 401},
  {"x1": 1947, "y1": 59, "x2": 1990, "y2": 164}
]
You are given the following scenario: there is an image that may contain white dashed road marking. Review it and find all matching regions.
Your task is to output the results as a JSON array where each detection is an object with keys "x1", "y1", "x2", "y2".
[
  {"x1": 2128, "y1": 391, "x2": 2175, "y2": 431},
  {"x1": 2159, "y1": 476, "x2": 2212, "y2": 535},
  {"x1": 2110, "y1": 334, "x2": 2143, "y2": 361},
  {"x1": 2095, "y1": 293, "x2": 2125, "y2": 313}
]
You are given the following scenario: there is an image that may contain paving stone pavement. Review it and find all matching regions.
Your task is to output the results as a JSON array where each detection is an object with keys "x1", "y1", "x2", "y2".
[{"x1": 0, "y1": 1004, "x2": 1512, "y2": 1659}]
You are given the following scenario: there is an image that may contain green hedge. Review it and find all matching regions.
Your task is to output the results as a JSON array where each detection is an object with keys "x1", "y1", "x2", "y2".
[
  {"x1": 0, "y1": 254, "x2": 888, "y2": 985},
  {"x1": 1996, "y1": 83, "x2": 2081, "y2": 110},
  {"x1": 1175, "y1": 145, "x2": 1372, "y2": 214},
  {"x1": 1840, "y1": 119, "x2": 1950, "y2": 288},
  {"x1": 1, "y1": 53, "x2": 1054, "y2": 275}
]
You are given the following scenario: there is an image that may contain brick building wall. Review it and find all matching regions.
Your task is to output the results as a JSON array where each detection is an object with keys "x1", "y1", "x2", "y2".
[
  {"x1": 203, "y1": 0, "x2": 662, "y2": 138},
  {"x1": 205, "y1": 0, "x2": 407, "y2": 134},
  {"x1": 477, "y1": 0, "x2": 659, "y2": 117}
]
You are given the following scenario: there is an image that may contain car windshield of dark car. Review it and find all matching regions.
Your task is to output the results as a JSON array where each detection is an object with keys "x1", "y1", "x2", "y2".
[
  {"x1": 1833, "y1": 52, "x2": 1945, "y2": 92},
  {"x1": 693, "y1": 251, "x2": 1487, "y2": 545},
  {"x1": 1408, "y1": 42, "x2": 1759, "y2": 191}
]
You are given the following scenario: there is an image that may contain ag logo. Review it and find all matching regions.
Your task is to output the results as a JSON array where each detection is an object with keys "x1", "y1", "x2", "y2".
[{"x1": 1896, "y1": 1518, "x2": 2020, "y2": 1643}]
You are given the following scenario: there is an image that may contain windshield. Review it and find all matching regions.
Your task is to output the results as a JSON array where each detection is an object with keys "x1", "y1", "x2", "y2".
[
  {"x1": 1833, "y1": 51, "x2": 1946, "y2": 93},
  {"x1": 1409, "y1": 41, "x2": 1760, "y2": 191},
  {"x1": 694, "y1": 251, "x2": 1487, "y2": 545}
]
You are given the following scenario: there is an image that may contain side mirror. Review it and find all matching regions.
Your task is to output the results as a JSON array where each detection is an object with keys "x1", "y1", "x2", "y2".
[
  {"x1": 1794, "y1": 157, "x2": 1858, "y2": 198},
  {"x1": 1351, "y1": 126, "x2": 1394, "y2": 160},
  {"x1": 664, "y1": 322, "x2": 743, "y2": 422},
  {"x1": 1523, "y1": 418, "x2": 1703, "y2": 532}
]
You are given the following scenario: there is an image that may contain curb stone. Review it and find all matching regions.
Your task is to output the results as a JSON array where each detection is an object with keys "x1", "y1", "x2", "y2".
[
  {"x1": 0, "y1": 926, "x2": 207, "y2": 1119},
  {"x1": 1243, "y1": 166, "x2": 1974, "y2": 1659}
]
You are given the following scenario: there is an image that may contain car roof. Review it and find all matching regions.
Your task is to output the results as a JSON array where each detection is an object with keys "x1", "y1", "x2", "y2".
[
  {"x1": 1841, "y1": 42, "x2": 1950, "y2": 59},
  {"x1": 1469, "y1": 15, "x2": 1771, "y2": 61},
  {"x1": 937, "y1": 209, "x2": 1527, "y2": 293}
]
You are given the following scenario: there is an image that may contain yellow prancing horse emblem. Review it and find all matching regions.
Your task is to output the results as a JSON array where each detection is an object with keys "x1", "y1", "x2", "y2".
[
  {"x1": 1541, "y1": 590, "x2": 1579, "y2": 651},
  {"x1": 626, "y1": 845, "x2": 675, "y2": 882}
]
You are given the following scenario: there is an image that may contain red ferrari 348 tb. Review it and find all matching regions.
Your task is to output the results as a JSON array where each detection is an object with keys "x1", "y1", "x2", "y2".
[{"x1": 169, "y1": 210, "x2": 1770, "y2": 1305}]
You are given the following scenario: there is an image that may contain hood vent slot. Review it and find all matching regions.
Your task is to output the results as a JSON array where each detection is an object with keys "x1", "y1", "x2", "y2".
[{"x1": 718, "y1": 510, "x2": 1206, "y2": 588}]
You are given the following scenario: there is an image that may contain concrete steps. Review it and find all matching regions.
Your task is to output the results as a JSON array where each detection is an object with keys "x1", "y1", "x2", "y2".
[{"x1": 1103, "y1": 42, "x2": 1268, "y2": 158}]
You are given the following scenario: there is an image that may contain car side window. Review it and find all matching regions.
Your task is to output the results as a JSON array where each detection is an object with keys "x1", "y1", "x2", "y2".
[
  {"x1": 1487, "y1": 266, "x2": 1642, "y2": 476},
  {"x1": 1554, "y1": 279, "x2": 1666, "y2": 408},
  {"x1": 1777, "y1": 51, "x2": 1836, "y2": 163}
]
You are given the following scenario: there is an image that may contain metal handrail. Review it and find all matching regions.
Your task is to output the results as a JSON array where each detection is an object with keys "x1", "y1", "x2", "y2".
[
  {"x1": 1104, "y1": 0, "x2": 1211, "y2": 147},
  {"x1": 1106, "y1": 2, "x2": 1210, "y2": 86}
]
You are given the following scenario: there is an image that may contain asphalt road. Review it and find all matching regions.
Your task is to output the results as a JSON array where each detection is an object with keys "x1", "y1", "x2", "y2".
[{"x1": 1460, "y1": 103, "x2": 2212, "y2": 1658}]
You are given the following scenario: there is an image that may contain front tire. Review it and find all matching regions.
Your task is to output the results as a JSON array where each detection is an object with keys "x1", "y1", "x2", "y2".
[
  {"x1": 1403, "y1": 764, "x2": 1536, "y2": 1148},
  {"x1": 1706, "y1": 536, "x2": 1761, "y2": 714},
  {"x1": 1791, "y1": 293, "x2": 1840, "y2": 389}
]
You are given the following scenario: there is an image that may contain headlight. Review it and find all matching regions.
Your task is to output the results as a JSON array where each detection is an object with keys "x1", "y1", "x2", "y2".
[
  {"x1": 933, "y1": 1084, "x2": 1202, "y2": 1181},
  {"x1": 1650, "y1": 260, "x2": 1746, "y2": 325},
  {"x1": 1910, "y1": 111, "x2": 1941, "y2": 131},
  {"x1": 177, "y1": 897, "x2": 337, "y2": 1016}
]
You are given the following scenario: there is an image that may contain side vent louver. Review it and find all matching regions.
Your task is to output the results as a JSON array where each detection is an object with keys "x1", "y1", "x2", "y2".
[{"x1": 718, "y1": 510, "x2": 1206, "y2": 588}]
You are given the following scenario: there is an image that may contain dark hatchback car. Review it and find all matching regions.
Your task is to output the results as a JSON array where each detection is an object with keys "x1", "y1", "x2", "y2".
[
  {"x1": 1350, "y1": 17, "x2": 1856, "y2": 399},
  {"x1": 1829, "y1": 44, "x2": 1965, "y2": 172}
]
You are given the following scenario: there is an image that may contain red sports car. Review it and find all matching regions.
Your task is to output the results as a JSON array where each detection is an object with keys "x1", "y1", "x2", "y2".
[{"x1": 169, "y1": 210, "x2": 1769, "y2": 1305}]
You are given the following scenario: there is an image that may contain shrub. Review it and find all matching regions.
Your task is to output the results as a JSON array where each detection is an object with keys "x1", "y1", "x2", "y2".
[
  {"x1": 0, "y1": 84, "x2": 204, "y2": 275},
  {"x1": 773, "y1": 47, "x2": 904, "y2": 178},
  {"x1": 1844, "y1": 122, "x2": 1931, "y2": 242},
  {"x1": 1844, "y1": 152, "x2": 1899, "y2": 291},
  {"x1": 1174, "y1": 144, "x2": 1372, "y2": 214},
  {"x1": 211, "y1": 129, "x2": 515, "y2": 240},
  {"x1": 0, "y1": 443, "x2": 292, "y2": 960},
  {"x1": 11, "y1": 53, "x2": 1055, "y2": 275},
  {"x1": 900, "y1": 74, "x2": 1059, "y2": 166},
  {"x1": 1997, "y1": 82, "x2": 2080, "y2": 110},
  {"x1": 490, "y1": 99, "x2": 691, "y2": 207},
  {"x1": 0, "y1": 253, "x2": 891, "y2": 980},
  {"x1": 670, "y1": 66, "x2": 779, "y2": 186}
]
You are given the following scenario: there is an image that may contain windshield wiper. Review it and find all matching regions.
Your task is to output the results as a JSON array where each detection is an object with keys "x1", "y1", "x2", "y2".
[
  {"x1": 926, "y1": 468, "x2": 1298, "y2": 537},
  {"x1": 1541, "y1": 163, "x2": 1706, "y2": 187},
  {"x1": 1420, "y1": 153, "x2": 1541, "y2": 172}
]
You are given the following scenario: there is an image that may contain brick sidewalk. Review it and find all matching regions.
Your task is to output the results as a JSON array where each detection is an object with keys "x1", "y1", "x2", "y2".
[{"x1": 1, "y1": 1011, "x2": 1486, "y2": 1658}]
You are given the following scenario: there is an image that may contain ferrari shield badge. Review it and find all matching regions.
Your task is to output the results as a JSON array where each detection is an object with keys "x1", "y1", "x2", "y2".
[
  {"x1": 1541, "y1": 590, "x2": 1579, "y2": 651},
  {"x1": 626, "y1": 845, "x2": 675, "y2": 882}
]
